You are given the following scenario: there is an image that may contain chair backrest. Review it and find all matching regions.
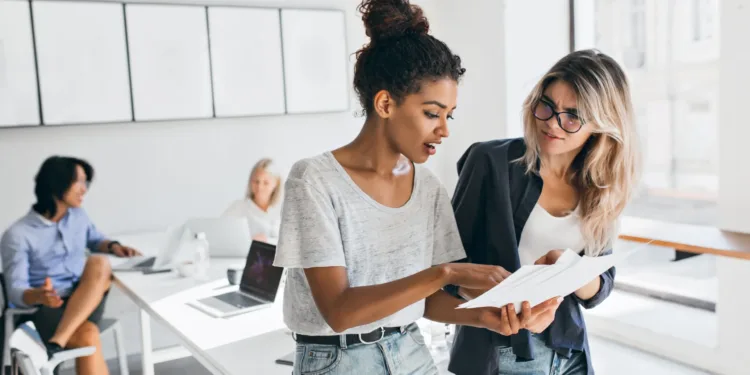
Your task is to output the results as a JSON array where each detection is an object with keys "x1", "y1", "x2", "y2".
[
  {"x1": 10, "y1": 348, "x2": 39, "y2": 375},
  {"x1": 0, "y1": 273, "x2": 8, "y2": 311}
]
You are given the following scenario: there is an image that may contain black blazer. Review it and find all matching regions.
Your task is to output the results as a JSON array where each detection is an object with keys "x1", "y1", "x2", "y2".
[{"x1": 446, "y1": 138, "x2": 614, "y2": 375}]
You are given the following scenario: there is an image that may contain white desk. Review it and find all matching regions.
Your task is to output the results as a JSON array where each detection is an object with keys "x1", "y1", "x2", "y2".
[{"x1": 111, "y1": 231, "x2": 295, "y2": 375}]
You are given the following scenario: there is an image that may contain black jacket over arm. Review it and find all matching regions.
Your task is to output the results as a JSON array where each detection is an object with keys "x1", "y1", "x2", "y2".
[{"x1": 446, "y1": 138, "x2": 614, "y2": 375}]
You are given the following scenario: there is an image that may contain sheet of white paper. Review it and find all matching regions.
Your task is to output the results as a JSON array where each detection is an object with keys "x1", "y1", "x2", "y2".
[{"x1": 458, "y1": 249, "x2": 631, "y2": 313}]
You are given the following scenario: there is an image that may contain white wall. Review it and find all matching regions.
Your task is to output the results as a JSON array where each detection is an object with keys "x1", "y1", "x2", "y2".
[
  {"x1": 426, "y1": 0, "x2": 507, "y2": 192},
  {"x1": 427, "y1": 0, "x2": 570, "y2": 192},
  {"x1": 719, "y1": 0, "x2": 750, "y2": 234},
  {"x1": 504, "y1": 0, "x2": 570, "y2": 140},
  {"x1": 0, "y1": 0, "x2": 365, "y2": 235},
  {"x1": 0, "y1": 0, "x2": 515, "y2": 234}
]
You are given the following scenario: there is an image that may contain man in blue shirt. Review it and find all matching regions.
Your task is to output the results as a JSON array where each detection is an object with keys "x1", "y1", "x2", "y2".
[{"x1": 1, "y1": 156, "x2": 140, "y2": 375}]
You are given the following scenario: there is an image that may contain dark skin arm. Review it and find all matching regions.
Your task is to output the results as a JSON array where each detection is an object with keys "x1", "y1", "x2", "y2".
[
  {"x1": 458, "y1": 287, "x2": 484, "y2": 300},
  {"x1": 305, "y1": 263, "x2": 510, "y2": 333},
  {"x1": 425, "y1": 290, "x2": 563, "y2": 335}
]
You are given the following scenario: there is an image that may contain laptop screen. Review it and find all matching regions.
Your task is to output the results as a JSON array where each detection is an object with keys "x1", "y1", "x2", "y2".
[{"x1": 239, "y1": 241, "x2": 283, "y2": 302}]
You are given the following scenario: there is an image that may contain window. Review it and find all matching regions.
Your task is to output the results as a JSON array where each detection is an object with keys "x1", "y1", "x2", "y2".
[
  {"x1": 693, "y1": 0, "x2": 715, "y2": 41},
  {"x1": 574, "y1": 0, "x2": 720, "y2": 226},
  {"x1": 624, "y1": 0, "x2": 646, "y2": 69},
  {"x1": 572, "y1": 4, "x2": 721, "y2": 347}
]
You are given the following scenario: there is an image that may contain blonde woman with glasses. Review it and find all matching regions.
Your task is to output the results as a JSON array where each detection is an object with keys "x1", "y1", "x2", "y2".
[
  {"x1": 445, "y1": 50, "x2": 640, "y2": 375},
  {"x1": 223, "y1": 158, "x2": 283, "y2": 244}
]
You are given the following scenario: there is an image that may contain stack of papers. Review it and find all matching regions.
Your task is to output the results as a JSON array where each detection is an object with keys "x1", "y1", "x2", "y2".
[{"x1": 458, "y1": 249, "x2": 630, "y2": 313}]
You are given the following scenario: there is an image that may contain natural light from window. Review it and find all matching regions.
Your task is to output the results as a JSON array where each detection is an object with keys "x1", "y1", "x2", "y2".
[{"x1": 574, "y1": 0, "x2": 720, "y2": 225}]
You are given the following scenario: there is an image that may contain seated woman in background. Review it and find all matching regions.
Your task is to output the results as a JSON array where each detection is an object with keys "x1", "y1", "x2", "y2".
[{"x1": 223, "y1": 158, "x2": 283, "y2": 243}]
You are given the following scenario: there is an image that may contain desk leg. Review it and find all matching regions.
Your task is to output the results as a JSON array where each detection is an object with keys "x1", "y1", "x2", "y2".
[
  {"x1": 717, "y1": 257, "x2": 750, "y2": 375},
  {"x1": 139, "y1": 309, "x2": 154, "y2": 375}
]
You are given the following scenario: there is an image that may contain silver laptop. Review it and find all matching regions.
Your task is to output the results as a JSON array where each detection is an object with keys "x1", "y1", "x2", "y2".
[
  {"x1": 112, "y1": 225, "x2": 190, "y2": 271},
  {"x1": 184, "y1": 217, "x2": 252, "y2": 257},
  {"x1": 188, "y1": 241, "x2": 283, "y2": 318}
]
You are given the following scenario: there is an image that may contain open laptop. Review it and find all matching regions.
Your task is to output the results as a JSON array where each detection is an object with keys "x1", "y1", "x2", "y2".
[
  {"x1": 188, "y1": 241, "x2": 283, "y2": 318},
  {"x1": 112, "y1": 225, "x2": 190, "y2": 272},
  {"x1": 184, "y1": 217, "x2": 252, "y2": 257}
]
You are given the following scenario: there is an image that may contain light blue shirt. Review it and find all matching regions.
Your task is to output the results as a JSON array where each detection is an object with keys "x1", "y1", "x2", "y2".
[{"x1": 1, "y1": 208, "x2": 108, "y2": 308}]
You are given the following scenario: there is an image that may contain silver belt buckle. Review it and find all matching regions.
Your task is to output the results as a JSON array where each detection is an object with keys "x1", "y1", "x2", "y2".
[{"x1": 358, "y1": 327, "x2": 385, "y2": 344}]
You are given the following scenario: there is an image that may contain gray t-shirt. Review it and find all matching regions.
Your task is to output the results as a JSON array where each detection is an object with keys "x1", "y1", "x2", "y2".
[{"x1": 273, "y1": 152, "x2": 466, "y2": 335}]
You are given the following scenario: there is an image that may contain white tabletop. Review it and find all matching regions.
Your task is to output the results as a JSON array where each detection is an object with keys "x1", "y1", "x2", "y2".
[{"x1": 111, "y1": 230, "x2": 295, "y2": 374}]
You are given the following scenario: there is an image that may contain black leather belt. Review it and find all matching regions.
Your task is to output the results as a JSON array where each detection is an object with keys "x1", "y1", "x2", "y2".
[{"x1": 294, "y1": 324, "x2": 412, "y2": 347}]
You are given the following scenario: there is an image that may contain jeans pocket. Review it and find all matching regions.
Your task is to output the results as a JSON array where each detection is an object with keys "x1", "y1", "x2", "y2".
[
  {"x1": 295, "y1": 344, "x2": 342, "y2": 375},
  {"x1": 497, "y1": 346, "x2": 515, "y2": 363},
  {"x1": 406, "y1": 325, "x2": 426, "y2": 346}
]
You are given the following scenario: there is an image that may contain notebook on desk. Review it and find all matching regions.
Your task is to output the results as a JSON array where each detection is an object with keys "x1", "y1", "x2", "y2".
[{"x1": 188, "y1": 241, "x2": 283, "y2": 318}]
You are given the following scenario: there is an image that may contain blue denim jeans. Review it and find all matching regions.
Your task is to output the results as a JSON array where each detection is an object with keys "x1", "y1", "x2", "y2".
[
  {"x1": 496, "y1": 335, "x2": 587, "y2": 375},
  {"x1": 293, "y1": 324, "x2": 437, "y2": 375}
]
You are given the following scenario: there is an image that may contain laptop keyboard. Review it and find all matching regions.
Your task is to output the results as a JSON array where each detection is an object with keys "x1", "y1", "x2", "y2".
[
  {"x1": 214, "y1": 292, "x2": 262, "y2": 309},
  {"x1": 135, "y1": 257, "x2": 156, "y2": 268}
]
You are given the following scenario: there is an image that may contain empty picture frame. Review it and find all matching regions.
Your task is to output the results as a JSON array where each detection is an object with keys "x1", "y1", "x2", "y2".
[
  {"x1": 33, "y1": 1, "x2": 132, "y2": 125},
  {"x1": 281, "y1": 9, "x2": 349, "y2": 114},
  {"x1": 0, "y1": 0, "x2": 39, "y2": 127},
  {"x1": 126, "y1": 4, "x2": 213, "y2": 121},
  {"x1": 208, "y1": 7, "x2": 285, "y2": 117}
]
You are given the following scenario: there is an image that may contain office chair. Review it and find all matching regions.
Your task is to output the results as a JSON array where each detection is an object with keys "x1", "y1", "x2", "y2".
[
  {"x1": 0, "y1": 275, "x2": 129, "y2": 375},
  {"x1": 10, "y1": 346, "x2": 95, "y2": 375}
]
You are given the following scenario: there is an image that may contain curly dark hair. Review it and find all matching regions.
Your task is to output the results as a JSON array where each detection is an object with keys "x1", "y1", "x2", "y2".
[{"x1": 353, "y1": 0, "x2": 466, "y2": 116}]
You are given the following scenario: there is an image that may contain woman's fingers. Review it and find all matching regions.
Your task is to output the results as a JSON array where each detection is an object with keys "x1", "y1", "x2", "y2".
[{"x1": 506, "y1": 304, "x2": 521, "y2": 334}]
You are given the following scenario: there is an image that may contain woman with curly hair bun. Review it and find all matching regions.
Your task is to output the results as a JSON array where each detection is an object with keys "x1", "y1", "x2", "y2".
[{"x1": 272, "y1": 1, "x2": 540, "y2": 374}]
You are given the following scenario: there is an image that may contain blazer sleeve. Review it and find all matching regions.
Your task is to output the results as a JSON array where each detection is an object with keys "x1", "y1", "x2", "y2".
[
  {"x1": 571, "y1": 248, "x2": 616, "y2": 309},
  {"x1": 444, "y1": 142, "x2": 489, "y2": 298}
]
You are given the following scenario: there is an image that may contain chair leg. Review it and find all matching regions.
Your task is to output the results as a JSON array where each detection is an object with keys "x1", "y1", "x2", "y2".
[
  {"x1": 112, "y1": 323, "x2": 129, "y2": 375},
  {"x1": 3, "y1": 316, "x2": 13, "y2": 375}
]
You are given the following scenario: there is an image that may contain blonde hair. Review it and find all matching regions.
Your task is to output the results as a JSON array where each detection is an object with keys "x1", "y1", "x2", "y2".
[
  {"x1": 246, "y1": 158, "x2": 283, "y2": 207},
  {"x1": 519, "y1": 49, "x2": 640, "y2": 256}
]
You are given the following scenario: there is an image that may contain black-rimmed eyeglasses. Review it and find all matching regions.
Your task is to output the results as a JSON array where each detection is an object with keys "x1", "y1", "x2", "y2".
[{"x1": 533, "y1": 101, "x2": 584, "y2": 133}]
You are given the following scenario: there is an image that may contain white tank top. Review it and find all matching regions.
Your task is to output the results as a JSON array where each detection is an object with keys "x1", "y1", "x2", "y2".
[{"x1": 517, "y1": 203, "x2": 586, "y2": 266}]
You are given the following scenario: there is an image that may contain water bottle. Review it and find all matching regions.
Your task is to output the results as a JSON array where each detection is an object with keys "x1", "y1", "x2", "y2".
[{"x1": 193, "y1": 232, "x2": 210, "y2": 280}]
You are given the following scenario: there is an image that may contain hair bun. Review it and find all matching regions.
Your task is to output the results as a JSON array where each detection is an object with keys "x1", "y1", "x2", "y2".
[{"x1": 358, "y1": 0, "x2": 429, "y2": 41}]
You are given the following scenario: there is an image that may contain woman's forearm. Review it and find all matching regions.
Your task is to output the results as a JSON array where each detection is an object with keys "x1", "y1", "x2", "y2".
[
  {"x1": 457, "y1": 286, "x2": 486, "y2": 301},
  {"x1": 308, "y1": 265, "x2": 451, "y2": 333},
  {"x1": 574, "y1": 275, "x2": 601, "y2": 301},
  {"x1": 424, "y1": 290, "x2": 483, "y2": 326}
]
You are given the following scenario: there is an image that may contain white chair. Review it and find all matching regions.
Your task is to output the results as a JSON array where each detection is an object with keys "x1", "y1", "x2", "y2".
[
  {"x1": 10, "y1": 346, "x2": 95, "y2": 375},
  {"x1": 5, "y1": 318, "x2": 129, "y2": 375},
  {"x1": 0, "y1": 276, "x2": 129, "y2": 375}
]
